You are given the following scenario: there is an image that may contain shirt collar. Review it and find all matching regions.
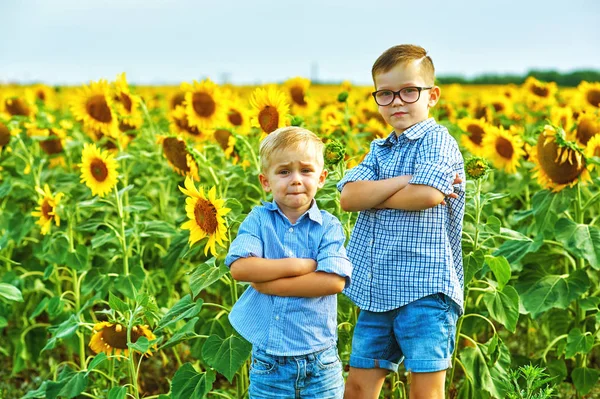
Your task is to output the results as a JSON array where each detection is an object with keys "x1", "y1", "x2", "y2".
[
  {"x1": 379, "y1": 118, "x2": 435, "y2": 146},
  {"x1": 261, "y1": 199, "x2": 323, "y2": 225}
]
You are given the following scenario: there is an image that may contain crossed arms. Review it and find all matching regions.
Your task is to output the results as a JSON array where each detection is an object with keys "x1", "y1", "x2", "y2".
[{"x1": 230, "y1": 257, "x2": 346, "y2": 297}]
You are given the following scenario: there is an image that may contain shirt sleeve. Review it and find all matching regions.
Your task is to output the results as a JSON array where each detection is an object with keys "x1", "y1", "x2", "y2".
[
  {"x1": 224, "y1": 208, "x2": 264, "y2": 267},
  {"x1": 409, "y1": 131, "x2": 463, "y2": 195},
  {"x1": 316, "y1": 217, "x2": 352, "y2": 287},
  {"x1": 336, "y1": 140, "x2": 379, "y2": 192}
]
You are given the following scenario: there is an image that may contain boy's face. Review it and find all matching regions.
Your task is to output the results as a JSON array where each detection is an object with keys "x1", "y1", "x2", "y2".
[
  {"x1": 374, "y1": 61, "x2": 440, "y2": 135},
  {"x1": 259, "y1": 145, "x2": 327, "y2": 218}
]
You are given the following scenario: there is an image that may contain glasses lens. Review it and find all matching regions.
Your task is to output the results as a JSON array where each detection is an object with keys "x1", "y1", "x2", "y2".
[
  {"x1": 400, "y1": 87, "x2": 420, "y2": 103},
  {"x1": 375, "y1": 90, "x2": 394, "y2": 105}
]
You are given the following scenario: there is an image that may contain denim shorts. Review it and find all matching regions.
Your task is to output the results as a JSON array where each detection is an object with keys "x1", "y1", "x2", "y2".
[
  {"x1": 249, "y1": 345, "x2": 344, "y2": 399},
  {"x1": 349, "y1": 293, "x2": 461, "y2": 373}
]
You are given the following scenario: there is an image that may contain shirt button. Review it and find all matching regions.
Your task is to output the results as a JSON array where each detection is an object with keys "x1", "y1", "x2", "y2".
[
  {"x1": 275, "y1": 315, "x2": 280, "y2": 320},
  {"x1": 370, "y1": 240, "x2": 374, "y2": 245},
  {"x1": 288, "y1": 227, "x2": 294, "y2": 233},
  {"x1": 368, "y1": 273, "x2": 373, "y2": 279}
]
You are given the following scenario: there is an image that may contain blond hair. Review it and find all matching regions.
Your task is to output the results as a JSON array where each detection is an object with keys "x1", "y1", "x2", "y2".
[
  {"x1": 259, "y1": 126, "x2": 324, "y2": 172},
  {"x1": 372, "y1": 44, "x2": 435, "y2": 86}
]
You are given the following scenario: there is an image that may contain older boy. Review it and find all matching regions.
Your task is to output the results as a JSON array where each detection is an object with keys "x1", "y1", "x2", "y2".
[
  {"x1": 226, "y1": 126, "x2": 352, "y2": 399},
  {"x1": 339, "y1": 45, "x2": 465, "y2": 399}
]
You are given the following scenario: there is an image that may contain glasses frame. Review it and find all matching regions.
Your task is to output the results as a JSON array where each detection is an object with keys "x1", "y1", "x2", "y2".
[{"x1": 371, "y1": 86, "x2": 433, "y2": 106}]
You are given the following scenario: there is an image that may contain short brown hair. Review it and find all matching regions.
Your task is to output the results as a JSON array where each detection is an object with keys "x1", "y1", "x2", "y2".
[
  {"x1": 259, "y1": 126, "x2": 324, "y2": 172},
  {"x1": 372, "y1": 44, "x2": 435, "y2": 86}
]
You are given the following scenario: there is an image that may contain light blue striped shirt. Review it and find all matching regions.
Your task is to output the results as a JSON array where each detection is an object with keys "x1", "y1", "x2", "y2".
[
  {"x1": 337, "y1": 118, "x2": 466, "y2": 313},
  {"x1": 225, "y1": 200, "x2": 352, "y2": 356}
]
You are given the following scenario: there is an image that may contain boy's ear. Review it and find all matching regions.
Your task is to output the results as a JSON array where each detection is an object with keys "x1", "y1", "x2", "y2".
[
  {"x1": 259, "y1": 173, "x2": 271, "y2": 192},
  {"x1": 317, "y1": 169, "x2": 328, "y2": 188},
  {"x1": 428, "y1": 86, "x2": 441, "y2": 108}
]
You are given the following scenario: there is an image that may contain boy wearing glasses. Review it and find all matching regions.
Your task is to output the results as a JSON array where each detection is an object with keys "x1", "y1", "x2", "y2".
[{"x1": 338, "y1": 44, "x2": 465, "y2": 399}]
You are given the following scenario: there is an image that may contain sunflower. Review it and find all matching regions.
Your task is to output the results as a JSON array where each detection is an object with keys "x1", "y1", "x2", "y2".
[
  {"x1": 213, "y1": 129, "x2": 238, "y2": 160},
  {"x1": 522, "y1": 76, "x2": 557, "y2": 110},
  {"x1": 31, "y1": 184, "x2": 64, "y2": 235},
  {"x1": 184, "y1": 79, "x2": 227, "y2": 130},
  {"x1": 585, "y1": 132, "x2": 600, "y2": 159},
  {"x1": 249, "y1": 87, "x2": 290, "y2": 135},
  {"x1": 284, "y1": 77, "x2": 317, "y2": 116},
  {"x1": 112, "y1": 73, "x2": 143, "y2": 130},
  {"x1": 550, "y1": 106, "x2": 575, "y2": 132},
  {"x1": 170, "y1": 106, "x2": 209, "y2": 141},
  {"x1": 89, "y1": 322, "x2": 156, "y2": 358},
  {"x1": 531, "y1": 125, "x2": 591, "y2": 192},
  {"x1": 4, "y1": 96, "x2": 34, "y2": 117},
  {"x1": 71, "y1": 80, "x2": 118, "y2": 138},
  {"x1": 222, "y1": 91, "x2": 251, "y2": 134},
  {"x1": 178, "y1": 176, "x2": 230, "y2": 256},
  {"x1": 28, "y1": 84, "x2": 56, "y2": 108},
  {"x1": 573, "y1": 113, "x2": 599, "y2": 146},
  {"x1": 482, "y1": 126, "x2": 525, "y2": 173},
  {"x1": 0, "y1": 120, "x2": 15, "y2": 152},
  {"x1": 576, "y1": 81, "x2": 600, "y2": 111},
  {"x1": 157, "y1": 135, "x2": 200, "y2": 181},
  {"x1": 78, "y1": 143, "x2": 119, "y2": 197},
  {"x1": 458, "y1": 117, "x2": 491, "y2": 156}
]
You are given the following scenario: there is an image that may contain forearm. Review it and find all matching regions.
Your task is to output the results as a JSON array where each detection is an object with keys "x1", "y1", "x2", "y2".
[
  {"x1": 340, "y1": 175, "x2": 411, "y2": 212},
  {"x1": 377, "y1": 184, "x2": 445, "y2": 211},
  {"x1": 230, "y1": 257, "x2": 314, "y2": 283},
  {"x1": 253, "y1": 272, "x2": 346, "y2": 297}
]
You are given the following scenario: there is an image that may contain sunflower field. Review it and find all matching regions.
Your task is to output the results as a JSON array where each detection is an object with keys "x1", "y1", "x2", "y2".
[{"x1": 0, "y1": 75, "x2": 599, "y2": 399}]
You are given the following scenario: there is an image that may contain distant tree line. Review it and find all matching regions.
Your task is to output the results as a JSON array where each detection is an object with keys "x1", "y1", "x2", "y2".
[{"x1": 436, "y1": 69, "x2": 600, "y2": 86}]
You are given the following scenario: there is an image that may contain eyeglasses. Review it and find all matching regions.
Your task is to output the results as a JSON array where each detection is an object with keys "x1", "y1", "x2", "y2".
[{"x1": 371, "y1": 87, "x2": 433, "y2": 106}]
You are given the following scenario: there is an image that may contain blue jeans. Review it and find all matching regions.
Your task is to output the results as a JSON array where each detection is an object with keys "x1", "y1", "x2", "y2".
[
  {"x1": 249, "y1": 345, "x2": 344, "y2": 399},
  {"x1": 349, "y1": 293, "x2": 461, "y2": 373}
]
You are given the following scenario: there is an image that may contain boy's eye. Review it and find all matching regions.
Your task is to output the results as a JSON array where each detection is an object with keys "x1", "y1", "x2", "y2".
[
  {"x1": 278, "y1": 170, "x2": 289, "y2": 175},
  {"x1": 402, "y1": 87, "x2": 418, "y2": 94},
  {"x1": 376, "y1": 90, "x2": 393, "y2": 98},
  {"x1": 302, "y1": 169, "x2": 312, "y2": 173}
]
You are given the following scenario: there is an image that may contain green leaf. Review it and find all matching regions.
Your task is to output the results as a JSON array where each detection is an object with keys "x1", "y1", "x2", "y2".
[
  {"x1": 484, "y1": 255, "x2": 511, "y2": 289},
  {"x1": 109, "y1": 292, "x2": 129, "y2": 314},
  {"x1": 555, "y1": 218, "x2": 600, "y2": 269},
  {"x1": 189, "y1": 258, "x2": 229, "y2": 298},
  {"x1": 531, "y1": 189, "x2": 570, "y2": 238},
  {"x1": 124, "y1": 196, "x2": 152, "y2": 212},
  {"x1": 0, "y1": 283, "x2": 23, "y2": 302},
  {"x1": 171, "y1": 363, "x2": 216, "y2": 399},
  {"x1": 546, "y1": 359, "x2": 567, "y2": 383},
  {"x1": 128, "y1": 336, "x2": 150, "y2": 354},
  {"x1": 136, "y1": 220, "x2": 177, "y2": 238},
  {"x1": 493, "y1": 236, "x2": 540, "y2": 264},
  {"x1": 156, "y1": 294, "x2": 204, "y2": 333},
  {"x1": 86, "y1": 353, "x2": 107, "y2": 375},
  {"x1": 565, "y1": 328, "x2": 594, "y2": 358},
  {"x1": 43, "y1": 264, "x2": 54, "y2": 279},
  {"x1": 579, "y1": 296, "x2": 600, "y2": 311},
  {"x1": 46, "y1": 367, "x2": 88, "y2": 399},
  {"x1": 91, "y1": 229, "x2": 118, "y2": 249},
  {"x1": 107, "y1": 386, "x2": 127, "y2": 399},
  {"x1": 464, "y1": 249, "x2": 485, "y2": 285},
  {"x1": 43, "y1": 314, "x2": 80, "y2": 352},
  {"x1": 64, "y1": 245, "x2": 89, "y2": 271},
  {"x1": 202, "y1": 334, "x2": 252, "y2": 383},
  {"x1": 519, "y1": 269, "x2": 590, "y2": 318},
  {"x1": 572, "y1": 367, "x2": 599, "y2": 395},
  {"x1": 160, "y1": 317, "x2": 199, "y2": 350},
  {"x1": 29, "y1": 297, "x2": 49, "y2": 320},
  {"x1": 485, "y1": 216, "x2": 501, "y2": 234},
  {"x1": 483, "y1": 285, "x2": 519, "y2": 332}
]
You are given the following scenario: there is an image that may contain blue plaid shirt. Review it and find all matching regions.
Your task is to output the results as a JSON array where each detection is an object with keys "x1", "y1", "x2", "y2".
[
  {"x1": 337, "y1": 118, "x2": 465, "y2": 313},
  {"x1": 225, "y1": 200, "x2": 352, "y2": 356}
]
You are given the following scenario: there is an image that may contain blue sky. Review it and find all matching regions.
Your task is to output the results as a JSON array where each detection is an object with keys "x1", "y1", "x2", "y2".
[{"x1": 2, "y1": 0, "x2": 599, "y2": 85}]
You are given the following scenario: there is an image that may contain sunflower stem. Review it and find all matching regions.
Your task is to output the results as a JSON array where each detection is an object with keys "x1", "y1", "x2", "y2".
[
  {"x1": 115, "y1": 185, "x2": 130, "y2": 276},
  {"x1": 127, "y1": 311, "x2": 141, "y2": 399}
]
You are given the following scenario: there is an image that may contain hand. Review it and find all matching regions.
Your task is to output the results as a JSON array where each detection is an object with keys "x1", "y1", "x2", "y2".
[
  {"x1": 440, "y1": 173, "x2": 463, "y2": 205},
  {"x1": 296, "y1": 258, "x2": 317, "y2": 275}
]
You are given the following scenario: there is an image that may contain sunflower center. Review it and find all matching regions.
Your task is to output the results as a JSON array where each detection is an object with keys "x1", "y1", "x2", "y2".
[
  {"x1": 171, "y1": 93, "x2": 186, "y2": 110},
  {"x1": 6, "y1": 98, "x2": 31, "y2": 117},
  {"x1": 495, "y1": 137, "x2": 514, "y2": 159},
  {"x1": 101, "y1": 324, "x2": 144, "y2": 349},
  {"x1": 37, "y1": 90, "x2": 46, "y2": 101},
  {"x1": 192, "y1": 92, "x2": 216, "y2": 118},
  {"x1": 290, "y1": 87, "x2": 307, "y2": 106},
  {"x1": 214, "y1": 129, "x2": 232, "y2": 151},
  {"x1": 530, "y1": 85, "x2": 549, "y2": 98},
  {"x1": 576, "y1": 118, "x2": 598, "y2": 146},
  {"x1": 119, "y1": 93, "x2": 133, "y2": 112},
  {"x1": 228, "y1": 110, "x2": 243, "y2": 126},
  {"x1": 41, "y1": 199, "x2": 53, "y2": 219},
  {"x1": 163, "y1": 137, "x2": 190, "y2": 172},
  {"x1": 86, "y1": 95, "x2": 113, "y2": 123},
  {"x1": 194, "y1": 198, "x2": 218, "y2": 234},
  {"x1": 40, "y1": 131, "x2": 64, "y2": 155},
  {"x1": 174, "y1": 116, "x2": 202, "y2": 136},
  {"x1": 0, "y1": 123, "x2": 10, "y2": 147},
  {"x1": 537, "y1": 134, "x2": 585, "y2": 184},
  {"x1": 258, "y1": 106, "x2": 280, "y2": 133},
  {"x1": 586, "y1": 89, "x2": 600, "y2": 108},
  {"x1": 90, "y1": 158, "x2": 109, "y2": 182},
  {"x1": 467, "y1": 124, "x2": 485, "y2": 145},
  {"x1": 492, "y1": 102, "x2": 505, "y2": 112}
]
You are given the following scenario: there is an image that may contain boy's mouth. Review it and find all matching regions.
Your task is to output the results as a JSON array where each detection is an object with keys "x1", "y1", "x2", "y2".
[{"x1": 392, "y1": 111, "x2": 408, "y2": 117}]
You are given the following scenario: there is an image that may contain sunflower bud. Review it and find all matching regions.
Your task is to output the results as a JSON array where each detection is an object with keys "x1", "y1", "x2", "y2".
[
  {"x1": 465, "y1": 156, "x2": 490, "y2": 180},
  {"x1": 337, "y1": 91, "x2": 349, "y2": 103},
  {"x1": 324, "y1": 140, "x2": 346, "y2": 168}
]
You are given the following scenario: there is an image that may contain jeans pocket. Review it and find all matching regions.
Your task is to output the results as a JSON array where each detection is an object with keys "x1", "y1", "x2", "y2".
[
  {"x1": 316, "y1": 346, "x2": 341, "y2": 370},
  {"x1": 250, "y1": 351, "x2": 277, "y2": 375}
]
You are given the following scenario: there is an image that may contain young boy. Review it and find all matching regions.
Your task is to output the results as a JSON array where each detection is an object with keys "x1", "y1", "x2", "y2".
[
  {"x1": 338, "y1": 44, "x2": 466, "y2": 399},
  {"x1": 225, "y1": 126, "x2": 352, "y2": 399}
]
